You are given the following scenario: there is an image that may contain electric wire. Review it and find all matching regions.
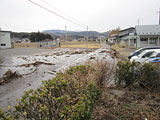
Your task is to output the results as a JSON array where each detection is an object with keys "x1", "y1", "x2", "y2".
[
  {"x1": 41, "y1": 0, "x2": 87, "y2": 28},
  {"x1": 28, "y1": 0, "x2": 85, "y2": 29}
]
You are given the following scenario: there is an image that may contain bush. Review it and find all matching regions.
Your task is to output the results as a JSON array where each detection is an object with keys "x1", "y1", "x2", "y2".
[
  {"x1": 115, "y1": 61, "x2": 160, "y2": 90},
  {"x1": 115, "y1": 61, "x2": 138, "y2": 87},
  {"x1": 0, "y1": 65, "x2": 100, "y2": 120},
  {"x1": 139, "y1": 63, "x2": 160, "y2": 89}
]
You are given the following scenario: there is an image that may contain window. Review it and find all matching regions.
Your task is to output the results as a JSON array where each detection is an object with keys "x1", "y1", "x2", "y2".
[
  {"x1": 156, "y1": 53, "x2": 160, "y2": 57},
  {"x1": 149, "y1": 39, "x2": 156, "y2": 44},
  {"x1": 141, "y1": 38, "x2": 147, "y2": 41},
  {"x1": 142, "y1": 51, "x2": 154, "y2": 58},
  {"x1": 1, "y1": 44, "x2": 6, "y2": 46}
]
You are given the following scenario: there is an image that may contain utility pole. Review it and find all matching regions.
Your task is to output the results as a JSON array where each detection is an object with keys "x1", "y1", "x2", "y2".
[
  {"x1": 65, "y1": 25, "x2": 68, "y2": 47},
  {"x1": 137, "y1": 19, "x2": 140, "y2": 26},
  {"x1": 158, "y1": 8, "x2": 160, "y2": 25},
  {"x1": 0, "y1": 28, "x2": 1, "y2": 49},
  {"x1": 86, "y1": 26, "x2": 88, "y2": 50}
]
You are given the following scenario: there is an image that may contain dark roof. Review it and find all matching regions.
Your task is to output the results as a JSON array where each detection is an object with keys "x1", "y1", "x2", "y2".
[
  {"x1": 120, "y1": 27, "x2": 135, "y2": 32},
  {"x1": 0, "y1": 30, "x2": 12, "y2": 33},
  {"x1": 135, "y1": 25, "x2": 160, "y2": 35}
]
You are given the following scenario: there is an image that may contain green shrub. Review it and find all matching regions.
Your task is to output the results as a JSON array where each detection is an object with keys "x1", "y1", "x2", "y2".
[
  {"x1": 115, "y1": 61, "x2": 138, "y2": 87},
  {"x1": 115, "y1": 61, "x2": 160, "y2": 90},
  {"x1": 0, "y1": 65, "x2": 100, "y2": 120},
  {"x1": 139, "y1": 63, "x2": 160, "y2": 89}
]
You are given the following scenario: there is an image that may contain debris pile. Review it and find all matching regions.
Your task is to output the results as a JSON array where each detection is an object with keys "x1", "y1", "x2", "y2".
[
  {"x1": 0, "y1": 69, "x2": 22, "y2": 85},
  {"x1": 90, "y1": 56, "x2": 96, "y2": 59}
]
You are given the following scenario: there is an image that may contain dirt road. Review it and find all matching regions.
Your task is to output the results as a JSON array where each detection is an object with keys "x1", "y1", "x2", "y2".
[{"x1": 0, "y1": 44, "x2": 115, "y2": 111}]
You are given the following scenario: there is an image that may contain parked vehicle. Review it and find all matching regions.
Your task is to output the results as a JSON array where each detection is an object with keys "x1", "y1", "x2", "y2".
[
  {"x1": 128, "y1": 46, "x2": 160, "y2": 59},
  {"x1": 144, "y1": 57, "x2": 160, "y2": 64},
  {"x1": 130, "y1": 49, "x2": 160, "y2": 64}
]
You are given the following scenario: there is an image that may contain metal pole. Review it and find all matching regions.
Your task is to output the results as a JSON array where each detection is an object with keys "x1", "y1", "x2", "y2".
[
  {"x1": 65, "y1": 25, "x2": 68, "y2": 47},
  {"x1": 137, "y1": 19, "x2": 140, "y2": 26},
  {"x1": 0, "y1": 28, "x2": 1, "y2": 49},
  {"x1": 159, "y1": 8, "x2": 160, "y2": 25},
  {"x1": 157, "y1": 8, "x2": 160, "y2": 25}
]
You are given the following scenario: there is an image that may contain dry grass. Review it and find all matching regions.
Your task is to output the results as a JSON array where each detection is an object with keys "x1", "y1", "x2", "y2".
[
  {"x1": 61, "y1": 41, "x2": 101, "y2": 49},
  {"x1": 85, "y1": 60, "x2": 116, "y2": 88},
  {"x1": 111, "y1": 44, "x2": 136, "y2": 58},
  {"x1": 111, "y1": 44, "x2": 126, "y2": 52},
  {"x1": 13, "y1": 43, "x2": 37, "y2": 48},
  {"x1": 13, "y1": 41, "x2": 101, "y2": 49},
  {"x1": 62, "y1": 59, "x2": 114, "y2": 89},
  {"x1": 92, "y1": 88, "x2": 160, "y2": 120},
  {"x1": 120, "y1": 51, "x2": 132, "y2": 57}
]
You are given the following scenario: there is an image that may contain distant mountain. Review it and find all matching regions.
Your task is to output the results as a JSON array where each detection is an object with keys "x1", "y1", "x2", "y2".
[
  {"x1": 43, "y1": 30, "x2": 73, "y2": 34},
  {"x1": 43, "y1": 29, "x2": 109, "y2": 37}
]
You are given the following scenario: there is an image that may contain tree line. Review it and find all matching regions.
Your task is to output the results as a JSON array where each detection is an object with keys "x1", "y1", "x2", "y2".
[{"x1": 11, "y1": 31, "x2": 53, "y2": 42}]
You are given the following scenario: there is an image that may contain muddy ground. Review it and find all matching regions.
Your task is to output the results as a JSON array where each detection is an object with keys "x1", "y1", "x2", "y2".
[{"x1": 0, "y1": 44, "x2": 116, "y2": 111}]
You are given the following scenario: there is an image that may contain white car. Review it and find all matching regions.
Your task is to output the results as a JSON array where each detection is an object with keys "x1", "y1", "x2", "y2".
[{"x1": 130, "y1": 49, "x2": 160, "y2": 64}]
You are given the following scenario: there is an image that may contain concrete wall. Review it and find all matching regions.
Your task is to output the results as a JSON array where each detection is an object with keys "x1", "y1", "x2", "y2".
[{"x1": 0, "y1": 32, "x2": 11, "y2": 49}]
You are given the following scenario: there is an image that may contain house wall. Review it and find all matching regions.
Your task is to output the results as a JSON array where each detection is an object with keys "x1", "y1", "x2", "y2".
[
  {"x1": 119, "y1": 28, "x2": 135, "y2": 37},
  {"x1": 0, "y1": 32, "x2": 11, "y2": 49},
  {"x1": 37, "y1": 40, "x2": 60, "y2": 48},
  {"x1": 137, "y1": 36, "x2": 160, "y2": 48},
  {"x1": 120, "y1": 40, "x2": 128, "y2": 45},
  {"x1": 109, "y1": 37, "x2": 116, "y2": 43},
  {"x1": 140, "y1": 40, "x2": 148, "y2": 47}
]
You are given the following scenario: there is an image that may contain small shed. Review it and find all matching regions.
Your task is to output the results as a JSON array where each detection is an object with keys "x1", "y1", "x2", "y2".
[
  {"x1": 0, "y1": 30, "x2": 12, "y2": 49},
  {"x1": 37, "y1": 39, "x2": 61, "y2": 48}
]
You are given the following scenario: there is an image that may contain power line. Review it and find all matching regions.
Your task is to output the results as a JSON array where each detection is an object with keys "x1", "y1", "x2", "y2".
[
  {"x1": 41, "y1": 0, "x2": 87, "y2": 28},
  {"x1": 28, "y1": 0, "x2": 85, "y2": 29}
]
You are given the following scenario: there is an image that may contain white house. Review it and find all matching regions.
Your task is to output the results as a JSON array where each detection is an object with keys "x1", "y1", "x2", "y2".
[
  {"x1": 37, "y1": 39, "x2": 61, "y2": 48},
  {"x1": 22, "y1": 38, "x2": 31, "y2": 43},
  {"x1": 97, "y1": 36, "x2": 106, "y2": 42},
  {"x1": 119, "y1": 27, "x2": 136, "y2": 46},
  {"x1": 108, "y1": 34, "x2": 119, "y2": 44},
  {"x1": 0, "y1": 31, "x2": 12, "y2": 49}
]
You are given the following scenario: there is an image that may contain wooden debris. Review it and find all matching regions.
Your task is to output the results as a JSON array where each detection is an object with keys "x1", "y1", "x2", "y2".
[
  {"x1": 17, "y1": 61, "x2": 55, "y2": 67},
  {"x1": 90, "y1": 57, "x2": 96, "y2": 59},
  {"x1": 0, "y1": 69, "x2": 22, "y2": 85}
]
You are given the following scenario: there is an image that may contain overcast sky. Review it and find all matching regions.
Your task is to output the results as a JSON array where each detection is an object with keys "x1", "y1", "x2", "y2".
[{"x1": 0, "y1": 0, "x2": 160, "y2": 32}]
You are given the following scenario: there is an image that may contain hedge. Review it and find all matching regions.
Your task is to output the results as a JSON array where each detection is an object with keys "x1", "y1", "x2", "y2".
[{"x1": 0, "y1": 65, "x2": 100, "y2": 120}]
